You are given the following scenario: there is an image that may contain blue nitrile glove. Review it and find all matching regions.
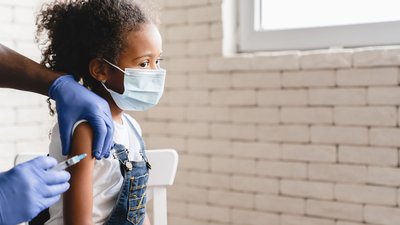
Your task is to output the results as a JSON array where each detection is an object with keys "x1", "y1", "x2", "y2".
[
  {"x1": 0, "y1": 156, "x2": 70, "y2": 225},
  {"x1": 49, "y1": 75, "x2": 114, "y2": 159}
]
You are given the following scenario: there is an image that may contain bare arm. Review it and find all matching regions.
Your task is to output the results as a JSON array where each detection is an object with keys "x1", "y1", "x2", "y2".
[
  {"x1": 0, "y1": 44, "x2": 62, "y2": 95},
  {"x1": 63, "y1": 122, "x2": 95, "y2": 225}
]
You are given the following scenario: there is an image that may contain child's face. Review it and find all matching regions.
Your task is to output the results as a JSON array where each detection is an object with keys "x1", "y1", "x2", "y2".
[{"x1": 106, "y1": 23, "x2": 163, "y2": 94}]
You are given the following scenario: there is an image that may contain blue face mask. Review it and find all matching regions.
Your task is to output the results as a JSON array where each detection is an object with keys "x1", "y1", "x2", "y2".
[{"x1": 102, "y1": 59, "x2": 166, "y2": 111}]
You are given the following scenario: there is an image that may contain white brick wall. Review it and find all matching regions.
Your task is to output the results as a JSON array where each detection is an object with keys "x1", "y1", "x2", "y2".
[
  {"x1": 6, "y1": 0, "x2": 400, "y2": 224},
  {"x1": 150, "y1": 1, "x2": 400, "y2": 224},
  {"x1": 0, "y1": 0, "x2": 54, "y2": 171}
]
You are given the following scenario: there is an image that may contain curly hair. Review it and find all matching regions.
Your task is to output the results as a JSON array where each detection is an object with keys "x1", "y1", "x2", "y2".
[{"x1": 36, "y1": 0, "x2": 155, "y2": 88}]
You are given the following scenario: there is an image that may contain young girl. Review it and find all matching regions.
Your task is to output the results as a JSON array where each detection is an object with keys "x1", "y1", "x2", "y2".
[{"x1": 36, "y1": 0, "x2": 165, "y2": 224}]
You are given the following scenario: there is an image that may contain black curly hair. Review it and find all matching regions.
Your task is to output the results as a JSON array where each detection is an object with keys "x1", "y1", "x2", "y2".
[{"x1": 36, "y1": 0, "x2": 156, "y2": 89}]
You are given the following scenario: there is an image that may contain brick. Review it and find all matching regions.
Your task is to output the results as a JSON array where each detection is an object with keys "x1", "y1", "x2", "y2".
[
  {"x1": 232, "y1": 141, "x2": 280, "y2": 160},
  {"x1": 208, "y1": 190, "x2": 254, "y2": 209},
  {"x1": 188, "y1": 73, "x2": 231, "y2": 89},
  {"x1": 0, "y1": 124, "x2": 49, "y2": 142},
  {"x1": 311, "y1": 126, "x2": 368, "y2": 145},
  {"x1": 165, "y1": 57, "x2": 209, "y2": 72},
  {"x1": 281, "y1": 144, "x2": 336, "y2": 163},
  {"x1": 337, "y1": 68, "x2": 399, "y2": 86},
  {"x1": 211, "y1": 123, "x2": 256, "y2": 140},
  {"x1": 167, "y1": 122, "x2": 208, "y2": 137},
  {"x1": 258, "y1": 90, "x2": 308, "y2": 106},
  {"x1": 168, "y1": 186, "x2": 208, "y2": 204},
  {"x1": 140, "y1": 121, "x2": 169, "y2": 135},
  {"x1": 368, "y1": 166, "x2": 400, "y2": 186},
  {"x1": 306, "y1": 199, "x2": 363, "y2": 221},
  {"x1": 184, "y1": 0, "x2": 209, "y2": 7},
  {"x1": 187, "y1": 40, "x2": 222, "y2": 56},
  {"x1": 15, "y1": 141, "x2": 49, "y2": 155},
  {"x1": 232, "y1": 209, "x2": 279, "y2": 225},
  {"x1": 232, "y1": 72, "x2": 281, "y2": 88},
  {"x1": 188, "y1": 203, "x2": 230, "y2": 223},
  {"x1": 186, "y1": 106, "x2": 230, "y2": 122},
  {"x1": 165, "y1": 73, "x2": 187, "y2": 88},
  {"x1": 166, "y1": 24, "x2": 209, "y2": 42},
  {"x1": 231, "y1": 175, "x2": 279, "y2": 194},
  {"x1": 353, "y1": 46, "x2": 400, "y2": 67},
  {"x1": 188, "y1": 171, "x2": 230, "y2": 189},
  {"x1": 211, "y1": 156, "x2": 256, "y2": 175},
  {"x1": 160, "y1": 8, "x2": 186, "y2": 25},
  {"x1": 282, "y1": 70, "x2": 335, "y2": 87},
  {"x1": 335, "y1": 107, "x2": 397, "y2": 126},
  {"x1": 179, "y1": 154, "x2": 209, "y2": 171},
  {"x1": 257, "y1": 161, "x2": 307, "y2": 179},
  {"x1": 14, "y1": 6, "x2": 35, "y2": 24},
  {"x1": 168, "y1": 216, "x2": 207, "y2": 225},
  {"x1": 146, "y1": 106, "x2": 185, "y2": 120},
  {"x1": 0, "y1": 5, "x2": 12, "y2": 22},
  {"x1": 163, "y1": 89, "x2": 209, "y2": 105},
  {"x1": 309, "y1": 163, "x2": 367, "y2": 183},
  {"x1": 0, "y1": 108, "x2": 16, "y2": 125},
  {"x1": 370, "y1": 128, "x2": 400, "y2": 147},
  {"x1": 280, "y1": 107, "x2": 333, "y2": 124},
  {"x1": 281, "y1": 215, "x2": 335, "y2": 225},
  {"x1": 168, "y1": 200, "x2": 187, "y2": 216},
  {"x1": 0, "y1": 24, "x2": 35, "y2": 40},
  {"x1": 210, "y1": 22, "x2": 223, "y2": 39},
  {"x1": 335, "y1": 184, "x2": 397, "y2": 206},
  {"x1": 231, "y1": 107, "x2": 279, "y2": 124},
  {"x1": 187, "y1": 138, "x2": 231, "y2": 156},
  {"x1": 339, "y1": 146, "x2": 398, "y2": 166},
  {"x1": 211, "y1": 90, "x2": 256, "y2": 106},
  {"x1": 300, "y1": 49, "x2": 353, "y2": 69},
  {"x1": 0, "y1": 89, "x2": 45, "y2": 107},
  {"x1": 364, "y1": 205, "x2": 400, "y2": 225},
  {"x1": 281, "y1": 179, "x2": 334, "y2": 200},
  {"x1": 258, "y1": 125, "x2": 309, "y2": 143},
  {"x1": 255, "y1": 194, "x2": 305, "y2": 214},
  {"x1": 187, "y1": 5, "x2": 221, "y2": 23},
  {"x1": 309, "y1": 88, "x2": 367, "y2": 106},
  {"x1": 163, "y1": 43, "x2": 187, "y2": 57},
  {"x1": 368, "y1": 87, "x2": 400, "y2": 105},
  {"x1": 0, "y1": 142, "x2": 16, "y2": 171},
  {"x1": 145, "y1": 136, "x2": 185, "y2": 152},
  {"x1": 208, "y1": 54, "x2": 299, "y2": 72}
]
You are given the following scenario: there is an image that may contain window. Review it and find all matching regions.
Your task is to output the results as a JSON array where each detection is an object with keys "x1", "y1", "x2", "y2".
[{"x1": 238, "y1": 0, "x2": 400, "y2": 52}]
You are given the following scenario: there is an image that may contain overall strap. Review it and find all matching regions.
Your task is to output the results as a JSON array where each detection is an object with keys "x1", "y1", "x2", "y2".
[{"x1": 123, "y1": 114, "x2": 151, "y2": 169}]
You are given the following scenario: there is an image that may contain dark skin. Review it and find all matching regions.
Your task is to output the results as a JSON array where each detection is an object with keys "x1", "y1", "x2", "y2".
[
  {"x1": 0, "y1": 44, "x2": 61, "y2": 95},
  {"x1": 64, "y1": 23, "x2": 162, "y2": 225}
]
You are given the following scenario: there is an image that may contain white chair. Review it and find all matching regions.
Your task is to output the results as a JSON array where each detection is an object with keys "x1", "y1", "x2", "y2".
[{"x1": 14, "y1": 149, "x2": 178, "y2": 225}]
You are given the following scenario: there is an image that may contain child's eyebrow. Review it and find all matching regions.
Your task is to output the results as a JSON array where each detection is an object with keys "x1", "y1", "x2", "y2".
[{"x1": 133, "y1": 52, "x2": 163, "y2": 60}]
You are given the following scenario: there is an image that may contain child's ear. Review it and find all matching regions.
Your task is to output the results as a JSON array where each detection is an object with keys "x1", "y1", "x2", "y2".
[{"x1": 89, "y1": 58, "x2": 108, "y2": 82}]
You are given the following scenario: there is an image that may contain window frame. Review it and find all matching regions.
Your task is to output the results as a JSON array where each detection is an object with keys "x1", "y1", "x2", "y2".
[{"x1": 238, "y1": 0, "x2": 400, "y2": 52}]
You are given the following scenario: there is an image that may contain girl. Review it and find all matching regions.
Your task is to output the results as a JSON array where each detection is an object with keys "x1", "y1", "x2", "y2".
[{"x1": 36, "y1": 0, "x2": 165, "y2": 224}]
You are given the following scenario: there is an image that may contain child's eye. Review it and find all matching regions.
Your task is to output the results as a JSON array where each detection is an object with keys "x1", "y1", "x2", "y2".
[
  {"x1": 139, "y1": 61, "x2": 149, "y2": 68},
  {"x1": 156, "y1": 58, "x2": 163, "y2": 66}
]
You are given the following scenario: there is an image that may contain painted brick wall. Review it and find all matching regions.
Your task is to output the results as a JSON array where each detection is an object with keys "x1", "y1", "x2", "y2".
[
  {"x1": 3, "y1": 0, "x2": 400, "y2": 225},
  {"x1": 132, "y1": 0, "x2": 400, "y2": 225},
  {"x1": 0, "y1": 0, "x2": 54, "y2": 171}
]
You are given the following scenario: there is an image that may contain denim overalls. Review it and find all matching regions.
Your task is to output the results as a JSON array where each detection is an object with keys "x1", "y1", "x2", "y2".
[{"x1": 105, "y1": 116, "x2": 151, "y2": 225}]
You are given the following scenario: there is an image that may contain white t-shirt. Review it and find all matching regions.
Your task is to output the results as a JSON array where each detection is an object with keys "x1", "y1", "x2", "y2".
[{"x1": 45, "y1": 114, "x2": 143, "y2": 225}]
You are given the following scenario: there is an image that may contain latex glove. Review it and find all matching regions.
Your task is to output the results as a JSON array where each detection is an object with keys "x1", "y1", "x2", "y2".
[
  {"x1": 49, "y1": 75, "x2": 114, "y2": 159},
  {"x1": 0, "y1": 156, "x2": 70, "y2": 225}
]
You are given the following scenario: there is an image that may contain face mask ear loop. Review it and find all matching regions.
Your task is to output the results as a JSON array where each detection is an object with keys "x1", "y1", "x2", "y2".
[{"x1": 102, "y1": 58, "x2": 126, "y2": 74}]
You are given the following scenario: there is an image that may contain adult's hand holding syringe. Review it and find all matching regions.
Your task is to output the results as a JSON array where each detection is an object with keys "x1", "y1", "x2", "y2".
[{"x1": 52, "y1": 153, "x2": 87, "y2": 170}]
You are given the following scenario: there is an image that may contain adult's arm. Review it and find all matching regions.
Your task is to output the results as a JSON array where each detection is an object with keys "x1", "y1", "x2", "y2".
[
  {"x1": 0, "y1": 44, "x2": 113, "y2": 158},
  {"x1": 0, "y1": 44, "x2": 60, "y2": 95}
]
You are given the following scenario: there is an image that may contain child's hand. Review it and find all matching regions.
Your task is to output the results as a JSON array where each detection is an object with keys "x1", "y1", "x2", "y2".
[{"x1": 49, "y1": 75, "x2": 114, "y2": 159}]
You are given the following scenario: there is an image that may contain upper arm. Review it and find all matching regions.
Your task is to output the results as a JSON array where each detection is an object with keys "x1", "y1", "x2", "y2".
[{"x1": 63, "y1": 122, "x2": 95, "y2": 225}]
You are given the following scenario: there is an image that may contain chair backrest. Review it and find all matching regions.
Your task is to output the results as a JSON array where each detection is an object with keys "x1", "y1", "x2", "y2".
[{"x1": 14, "y1": 149, "x2": 179, "y2": 225}]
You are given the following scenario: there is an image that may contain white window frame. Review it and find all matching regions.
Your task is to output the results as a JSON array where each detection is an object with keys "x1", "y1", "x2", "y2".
[{"x1": 238, "y1": 0, "x2": 400, "y2": 52}]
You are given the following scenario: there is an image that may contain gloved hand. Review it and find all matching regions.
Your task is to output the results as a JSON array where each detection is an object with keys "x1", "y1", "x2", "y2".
[
  {"x1": 0, "y1": 156, "x2": 70, "y2": 225},
  {"x1": 49, "y1": 75, "x2": 114, "y2": 159}
]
